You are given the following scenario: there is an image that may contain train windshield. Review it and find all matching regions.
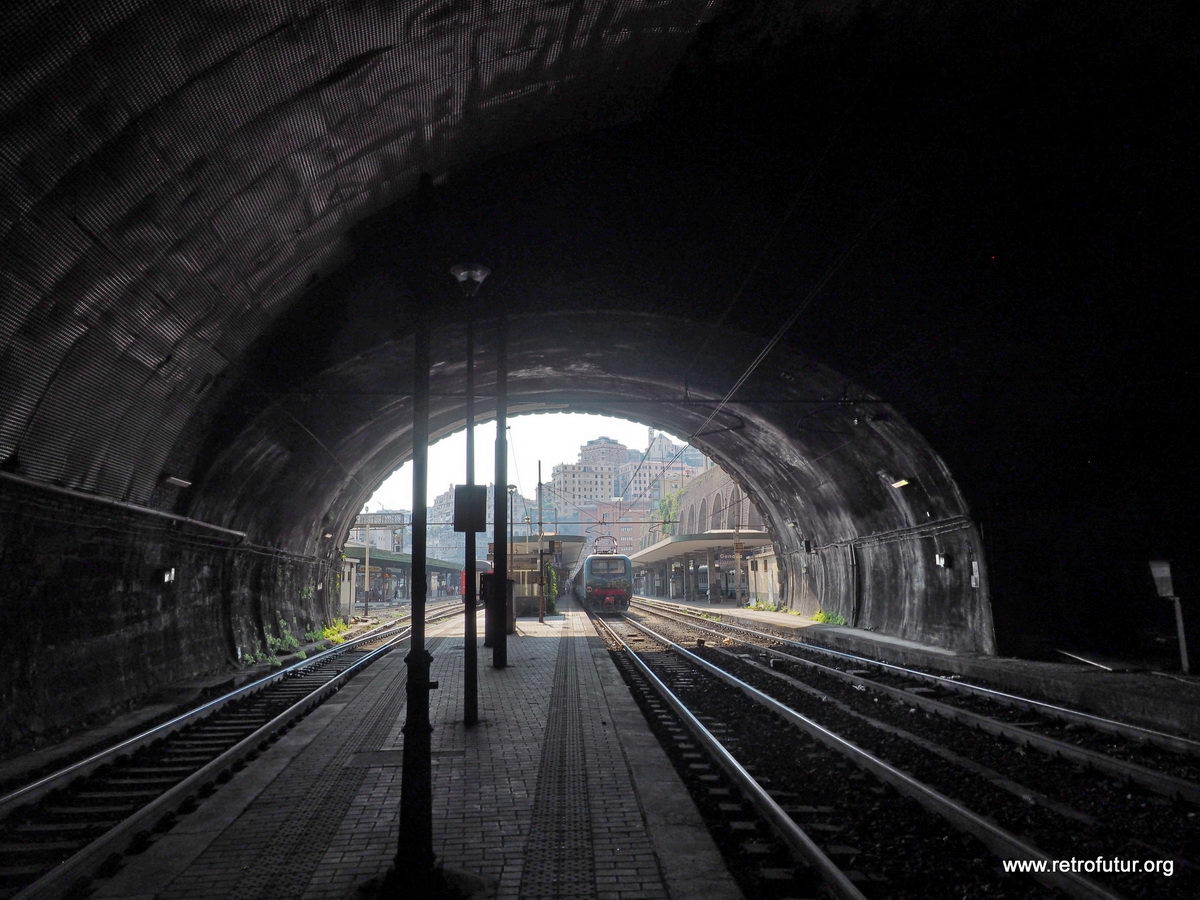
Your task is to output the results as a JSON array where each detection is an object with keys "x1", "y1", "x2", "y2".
[{"x1": 590, "y1": 557, "x2": 629, "y2": 575}]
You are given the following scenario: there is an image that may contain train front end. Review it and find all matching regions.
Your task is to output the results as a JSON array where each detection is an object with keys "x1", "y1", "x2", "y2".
[{"x1": 583, "y1": 554, "x2": 633, "y2": 613}]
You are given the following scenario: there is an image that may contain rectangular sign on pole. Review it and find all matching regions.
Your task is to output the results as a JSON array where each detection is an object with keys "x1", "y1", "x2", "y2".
[
  {"x1": 1149, "y1": 560, "x2": 1175, "y2": 598},
  {"x1": 453, "y1": 485, "x2": 487, "y2": 533}
]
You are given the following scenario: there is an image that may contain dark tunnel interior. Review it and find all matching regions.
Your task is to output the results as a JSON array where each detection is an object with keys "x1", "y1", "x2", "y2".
[{"x1": 0, "y1": 1, "x2": 1192, "y2": 751}]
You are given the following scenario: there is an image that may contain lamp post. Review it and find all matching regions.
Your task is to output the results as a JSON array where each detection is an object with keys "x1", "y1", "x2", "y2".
[
  {"x1": 395, "y1": 173, "x2": 437, "y2": 892},
  {"x1": 451, "y1": 263, "x2": 489, "y2": 724}
]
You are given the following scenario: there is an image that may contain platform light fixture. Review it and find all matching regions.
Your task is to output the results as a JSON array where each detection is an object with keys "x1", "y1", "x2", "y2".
[
  {"x1": 161, "y1": 475, "x2": 192, "y2": 488},
  {"x1": 450, "y1": 263, "x2": 490, "y2": 296},
  {"x1": 890, "y1": 478, "x2": 910, "y2": 488}
]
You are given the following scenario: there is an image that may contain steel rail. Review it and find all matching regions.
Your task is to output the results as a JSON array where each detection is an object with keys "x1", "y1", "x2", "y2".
[
  {"x1": 632, "y1": 597, "x2": 1200, "y2": 757},
  {"x1": 591, "y1": 615, "x2": 867, "y2": 900},
  {"x1": 633, "y1": 602, "x2": 1200, "y2": 804},
  {"x1": 12, "y1": 628, "x2": 412, "y2": 900},
  {"x1": 620, "y1": 613, "x2": 1122, "y2": 900},
  {"x1": 0, "y1": 602, "x2": 460, "y2": 818}
]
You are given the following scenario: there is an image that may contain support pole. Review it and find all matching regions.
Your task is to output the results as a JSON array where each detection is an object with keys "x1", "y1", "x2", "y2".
[
  {"x1": 1172, "y1": 597, "x2": 1190, "y2": 675},
  {"x1": 493, "y1": 315, "x2": 508, "y2": 668},
  {"x1": 706, "y1": 548, "x2": 716, "y2": 603},
  {"x1": 538, "y1": 462, "x2": 545, "y2": 623},
  {"x1": 463, "y1": 315, "x2": 479, "y2": 724},
  {"x1": 394, "y1": 178, "x2": 437, "y2": 893}
]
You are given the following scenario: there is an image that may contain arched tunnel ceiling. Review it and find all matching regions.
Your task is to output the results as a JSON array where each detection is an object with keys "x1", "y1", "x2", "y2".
[
  {"x1": 187, "y1": 311, "x2": 967, "y2": 557},
  {"x1": 0, "y1": 1, "x2": 1190, "y2": 589},
  {"x1": 0, "y1": 0, "x2": 722, "y2": 499}
]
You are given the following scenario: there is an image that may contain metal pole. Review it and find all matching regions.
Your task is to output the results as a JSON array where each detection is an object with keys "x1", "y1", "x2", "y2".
[
  {"x1": 538, "y1": 462, "x2": 545, "y2": 623},
  {"x1": 463, "y1": 312, "x2": 479, "y2": 724},
  {"x1": 734, "y1": 497, "x2": 744, "y2": 605},
  {"x1": 493, "y1": 316, "x2": 508, "y2": 668},
  {"x1": 395, "y1": 176, "x2": 437, "y2": 892},
  {"x1": 1172, "y1": 597, "x2": 1190, "y2": 674},
  {"x1": 364, "y1": 531, "x2": 370, "y2": 618}
]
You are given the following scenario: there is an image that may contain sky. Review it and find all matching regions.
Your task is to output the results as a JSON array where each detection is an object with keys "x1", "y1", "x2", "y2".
[{"x1": 365, "y1": 413, "x2": 686, "y2": 511}]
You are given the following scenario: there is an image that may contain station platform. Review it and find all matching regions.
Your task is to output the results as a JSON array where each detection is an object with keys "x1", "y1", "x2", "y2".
[
  {"x1": 88, "y1": 600, "x2": 740, "y2": 900},
  {"x1": 642, "y1": 595, "x2": 1200, "y2": 739}
]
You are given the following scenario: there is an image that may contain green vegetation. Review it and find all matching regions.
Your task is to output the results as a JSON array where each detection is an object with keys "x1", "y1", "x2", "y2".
[
  {"x1": 242, "y1": 641, "x2": 264, "y2": 666},
  {"x1": 812, "y1": 608, "x2": 847, "y2": 625},
  {"x1": 302, "y1": 617, "x2": 351, "y2": 646},
  {"x1": 266, "y1": 617, "x2": 301, "y2": 656},
  {"x1": 746, "y1": 599, "x2": 780, "y2": 612},
  {"x1": 656, "y1": 489, "x2": 683, "y2": 536},
  {"x1": 320, "y1": 618, "x2": 351, "y2": 644},
  {"x1": 542, "y1": 562, "x2": 558, "y2": 615}
]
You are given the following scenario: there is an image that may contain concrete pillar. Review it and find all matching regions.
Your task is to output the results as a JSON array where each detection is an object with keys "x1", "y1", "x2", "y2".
[
  {"x1": 684, "y1": 555, "x2": 695, "y2": 603},
  {"x1": 706, "y1": 549, "x2": 716, "y2": 603},
  {"x1": 660, "y1": 564, "x2": 669, "y2": 598}
]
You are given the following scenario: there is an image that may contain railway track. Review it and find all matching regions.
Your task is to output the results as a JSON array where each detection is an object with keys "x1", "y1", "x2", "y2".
[
  {"x1": 630, "y1": 598, "x2": 1200, "y2": 788},
  {"x1": 0, "y1": 601, "x2": 465, "y2": 900},
  {"x1": 602, "y1": 606, "x2": 1198, "y2": 898}
]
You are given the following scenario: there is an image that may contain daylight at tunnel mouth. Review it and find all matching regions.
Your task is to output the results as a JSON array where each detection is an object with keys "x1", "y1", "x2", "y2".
[{"x1": 0, "y1": 2, "x2": 1193, "y2": 896}]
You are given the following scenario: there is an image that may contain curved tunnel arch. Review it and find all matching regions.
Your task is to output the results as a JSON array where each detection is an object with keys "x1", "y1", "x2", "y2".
[
  {"x1": 179, "y1": 309, "x2": 992, "y2": 655},
  {"x1": 3, "y1": 0, "x2": 1180, "y2": 748}
]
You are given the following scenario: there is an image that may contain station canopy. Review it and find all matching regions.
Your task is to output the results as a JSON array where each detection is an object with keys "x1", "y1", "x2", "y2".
[{"x1": 631, "y1": 531, "x2": 772, "y2": 566}]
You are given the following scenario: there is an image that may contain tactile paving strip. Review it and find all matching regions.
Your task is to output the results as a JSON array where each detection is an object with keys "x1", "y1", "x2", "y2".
[{"x1": 517, "y1": 614, "x2": 596, "y2": 898}]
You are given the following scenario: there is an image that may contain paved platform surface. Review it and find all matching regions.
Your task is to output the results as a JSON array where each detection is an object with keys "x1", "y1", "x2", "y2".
[
  {"x1": 90, "y1": 600, "x2": 740, "y2": 900},
  {"x1": 640, "y1": 595, "x2": 1200, "y2": 738}
]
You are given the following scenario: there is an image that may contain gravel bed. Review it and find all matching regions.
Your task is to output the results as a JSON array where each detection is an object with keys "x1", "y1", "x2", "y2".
[
  {"x1": 631, "y1": 610, "x2": 1198, "y2": 899},
  {"x1": 606, "y1": 619, "x2": 1056, "y2": 899},
  {"x1": 647, "y1": 605, "x2": 1200, "y2": 782}
]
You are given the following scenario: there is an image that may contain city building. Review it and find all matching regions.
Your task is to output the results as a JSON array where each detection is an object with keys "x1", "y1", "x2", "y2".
[{"x1": 550, "y1": 430, "x2": 708, "y2": 532}]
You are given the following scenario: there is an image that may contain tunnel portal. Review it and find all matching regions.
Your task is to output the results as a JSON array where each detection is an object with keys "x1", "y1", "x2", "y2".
[{"x1": 0, "y1": 1, "x2": 1188, "y2": 752}]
